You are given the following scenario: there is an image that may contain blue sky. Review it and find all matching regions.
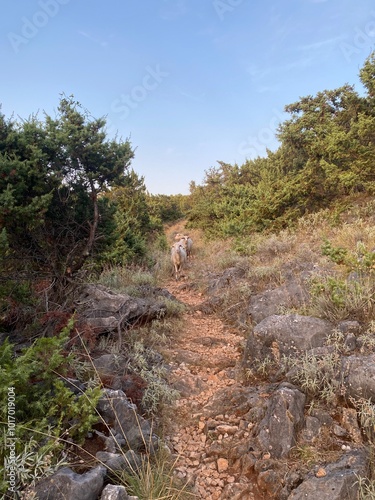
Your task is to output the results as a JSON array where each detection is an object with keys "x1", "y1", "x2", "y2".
[{"x1": 1, "y1": 0, "x2": 375, "y2": 194}]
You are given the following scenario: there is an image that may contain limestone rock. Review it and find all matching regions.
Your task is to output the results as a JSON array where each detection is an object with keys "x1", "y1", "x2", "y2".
[{"x1": 33, "y1": 466, "x2": 106, "y2": 500}]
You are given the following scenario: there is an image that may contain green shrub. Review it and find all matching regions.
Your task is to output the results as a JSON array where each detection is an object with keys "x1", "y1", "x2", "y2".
[
  {"x1": 0, "y1": 319, "x2": 101, "y2": 494},
  {"x1": 321, "y1": 239, "x2": 375, "y2": 273},
  {"x1": 282, "y1": 351, "x2": 341, "y2": 405},
  {"x1": 308, "y1": 275, "x2": 375, "y2": 323},
  {"x1": 321, "y1": 239, "x2": 348, "y2": 265},
  {"x1": 128, "y1": 341, "x2": 179, "y2": 415}
]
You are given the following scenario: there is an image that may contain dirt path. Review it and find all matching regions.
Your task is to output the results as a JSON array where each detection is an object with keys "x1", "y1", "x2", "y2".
[{"x1": 161, "y1": 263, "x2": 265, "y2": 499}]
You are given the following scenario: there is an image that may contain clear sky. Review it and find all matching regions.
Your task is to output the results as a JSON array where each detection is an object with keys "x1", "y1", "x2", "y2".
[{"x1": 1, "y1": 0, "x2": 374, "y2": 194}]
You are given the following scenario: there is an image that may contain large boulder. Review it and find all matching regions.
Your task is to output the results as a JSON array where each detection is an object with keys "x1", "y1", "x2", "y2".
[
  {"x1": 97, "y1": 389, "x2": 158, "y2": 451},
  {"x1": 33, "y1": 466, "x2": 106, "y2": 500},
  {"x1": 245, "y1": 314, "x2": 334, "y2": 362},
  {"x1": 254, "y1": 383, "x2": 305, "y2": 458},
  {"x1": 340, "y1": 354, "x2": 375, "y2": 401},
  {"x1": 248, "y1": 283, "x2": 309, "y2": 325},
  {"x1": 75, "y1": 284, "x2": 169, "y2": 334},
  {"x1": 96, "y1": 449, "x2": 141, "y2": 475},
  {"x1": 288, "y1": 449, "x2": 368, "y2": 500}
]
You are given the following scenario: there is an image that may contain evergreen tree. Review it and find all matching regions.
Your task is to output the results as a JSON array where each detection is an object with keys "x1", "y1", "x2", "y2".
[{"x1": 0, "y1": 96, "x2": 134, "y2": 281}]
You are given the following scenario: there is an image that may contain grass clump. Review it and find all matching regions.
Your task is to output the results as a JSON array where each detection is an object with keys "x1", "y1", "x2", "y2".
[
  {"x1": 245, "y1": 356, "x2": 278, "y2": 381},
  {"x1": 120, "y1": 446, "x2": 196, "y2": 500},
  {"x1": 97, "y1": 266, "x2": 156, "y2": 294},
  {"x1": 358, "y1": 321, "x2": 375, "y2": 353},
  {"x1": 354, "y1": 398, "x2": 375, "y2": 499},
  {"x1": 356, "y1": 476, "x2": 375, "y2": 500}
]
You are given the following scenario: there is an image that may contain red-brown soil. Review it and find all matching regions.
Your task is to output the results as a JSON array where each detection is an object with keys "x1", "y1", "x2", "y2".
[{"x1": 162, "y1": 224, "x2": 266, "y2": 499}]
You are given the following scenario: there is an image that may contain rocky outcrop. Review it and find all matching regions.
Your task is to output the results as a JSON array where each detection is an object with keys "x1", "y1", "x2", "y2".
[
  {"x1": 100, "y1": 484, "x2": 138, "y2": 500},
  {"x1": 254, "y1": 383, "x2": 306, "y2": 458},
  {"x1": 97, "y1": 389, "x2": 158, "y2": 452},
  {"x1": 245, "y1": 314, "x2": 334, "y2": 361},
  {"x1": 31, "y1": 260, "x2": 373, "y2": 499},
  {"x1": 181, "y1": 261, "x2": 373, "y2": 498},
  {"x1": 96, "y1": 450, "x2": 141, "y2": 475},
  {"x1": 74, "y1": 284, "x2": 172, "y2": 334},
  {"x1": 33, "y1": 467, "x2": 140, "y2": 500},
  {"x1": 33, "y1": 466, "x2": 106, "y2": 500},
  {"x1": 288, "y1": 449, "x2": 368, "y2": 500},
  {"x1": 31, "y1": 389, "x2": 151, "y2": 500},
  {"x1": 341, "y1": 354, "x2": 375, "y2": 401},
  {"x1": 248, "y1": 282, "x2": 309, "y2": 324}
]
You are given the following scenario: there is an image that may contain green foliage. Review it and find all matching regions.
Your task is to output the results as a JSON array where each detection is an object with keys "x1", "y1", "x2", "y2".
[
  {"x1": 0, "y1": 95, "x2": 134, "y2": 285},
  {"x1": 321, "y1": 239, "x2": 348, "y2": 265},
  {"x1": 282, "y1": 351, "x2": 341, "y2": 404},
  {"x1": 0, "y1": 319, "x2": 101, "y2": 493},
  {"x1": 128, "y1": 341, "x2": 179, "y2": 415},
  {"x1": 0, "y1": 97, "x2": 179, "y2": 338},
  {"x1": 1, "y1": 436, "x2": 68, "y2": 488},
  {"x1": 187, "y1": 53, "x2": 375, "y2": 237},
  {"x1": 321, "y1": 238, "x2": 375, "y2": 273},
  {"x1": 100, "y1": 171, "x2": 155, "y2": 266},
  {"x1": 308, "y1": 274, "x2": 375, "y2": 323},
  {"x1": 308, "y1": 238, "x2": 375, "y2": 322},
  {"x1": 147, "y1": 193, "x2": 191, "y2": 224}
]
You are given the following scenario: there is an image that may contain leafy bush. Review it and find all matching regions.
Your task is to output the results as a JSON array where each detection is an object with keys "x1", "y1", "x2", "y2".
[
  {"x1": 321, "y1": 239, "x2": 348, "y2": 265},
  {"x1": 308, "y1": 273, "x2": 375, "y2": 323},
  {"x1": 128, "y1": 341, "x2": 179, "y2": 415},
  {"x1": 0, "y1": 319, "x2": 101, "y2": 494},
  {"x1": 281, "y1": 351, "x2": 341, "y2": 405}
]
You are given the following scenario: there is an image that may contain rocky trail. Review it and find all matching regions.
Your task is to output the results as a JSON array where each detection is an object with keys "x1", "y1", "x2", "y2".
[{"x1": 162, "y1": 275, "x2": 266, "y2": 500}]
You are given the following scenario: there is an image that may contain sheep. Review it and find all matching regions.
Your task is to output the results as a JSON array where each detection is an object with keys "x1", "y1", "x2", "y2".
[
  {"x1": 171, "y1": 241, "x2": 187, "y2": 280},
  {"x1": 175, "y1": 234, "x2": 193, "y2": 259},
  {"x1": 185, "y1": 236, "x2": 193, "y2": 259}
]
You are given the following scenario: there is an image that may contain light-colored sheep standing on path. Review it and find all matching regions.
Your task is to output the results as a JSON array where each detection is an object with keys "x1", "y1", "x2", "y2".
[
  {"x1": 171, "y1": 241, "x2": 187, "y2": 280},
  {"x1": 185, "y1": 236, "x2": 193, "y2": 259},
  {"x1": 174, "y1": 234, "x2": 193, "y2": 260}
]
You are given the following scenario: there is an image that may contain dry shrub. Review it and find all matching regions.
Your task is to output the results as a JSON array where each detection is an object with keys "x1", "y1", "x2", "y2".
[
  {"x1": 328, "y1": 222, "x2": 375, "y2": 254},
  {"x1": 256, "y1": 231, "x2": 297, "y2": 258},
  {"x1": 308, "y1": 275, "x2": 375, "y2": 324}
]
